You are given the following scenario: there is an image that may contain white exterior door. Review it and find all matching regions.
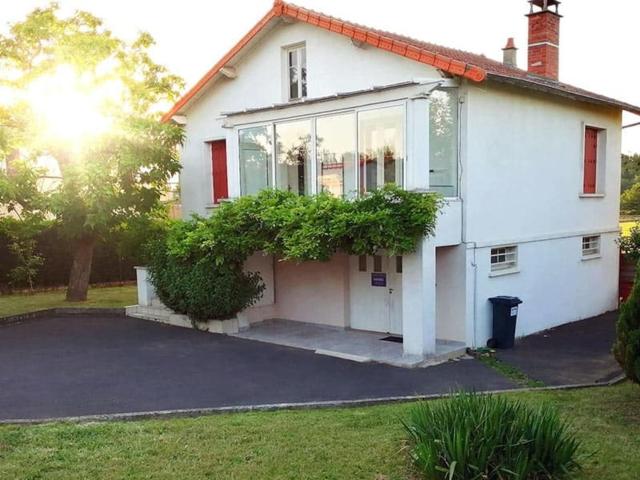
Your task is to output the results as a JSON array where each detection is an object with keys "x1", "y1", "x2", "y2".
[{"x1": 349, "y1": 255, "x2": 403, "y2": 335}]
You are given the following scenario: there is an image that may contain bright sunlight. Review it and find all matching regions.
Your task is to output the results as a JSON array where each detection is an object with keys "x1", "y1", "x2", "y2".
[{"x1": 22, "y1": 64, "x2": 120, "y2": 143}]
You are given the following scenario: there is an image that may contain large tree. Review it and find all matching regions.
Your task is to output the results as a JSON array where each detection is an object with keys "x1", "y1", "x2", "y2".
[{"x1": 0, "y1": 4, "x2": 184, "y2": 300}]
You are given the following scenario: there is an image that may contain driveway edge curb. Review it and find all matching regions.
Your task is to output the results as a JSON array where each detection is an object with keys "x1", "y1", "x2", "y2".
[{"x1": 0, "y1": 373, "x2": 626, "y2": 426}]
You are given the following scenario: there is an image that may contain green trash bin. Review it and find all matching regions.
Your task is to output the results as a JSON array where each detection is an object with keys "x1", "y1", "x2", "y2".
[{"x1": 488, "y1": 296, "x2": 522, "y2": 349}]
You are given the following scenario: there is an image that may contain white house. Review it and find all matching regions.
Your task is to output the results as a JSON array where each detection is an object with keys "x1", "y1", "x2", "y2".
[{"x1": 134, "y1": 0, "x2": 640, "y2": 364}]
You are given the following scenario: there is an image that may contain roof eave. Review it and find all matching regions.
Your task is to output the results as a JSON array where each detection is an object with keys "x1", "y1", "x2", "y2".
[
  {"x1": 487, "y1": 72, "x2": 640, "y2": 117},
  {"x1": 161, "y1": 1, "x2": 487, "y2": 123}
]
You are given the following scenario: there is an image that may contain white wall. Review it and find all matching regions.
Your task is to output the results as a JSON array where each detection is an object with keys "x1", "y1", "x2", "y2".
[
  {"x1": 463, "y1": 82, "x2": 622, "y2": 244},
  {"x1": 271, "y1": 254, "x2": 350, "y2": 328},
  {"x1": 461, "y1": 83, "x2": 622, "y2": 346},
  {"x1": 180, "y1": 20, "x2": 440, "y2": 216},
  {"x1": 471, "y1": 232, "x2": 619, "y2": 346},
  {"x1": 435, "y1": 245, "x2": 467, "y2": 342}
]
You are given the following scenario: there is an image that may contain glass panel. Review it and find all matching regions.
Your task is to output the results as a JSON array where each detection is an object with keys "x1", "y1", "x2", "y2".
[
  {"x1": 289, "y1": 50, "x2": 298, "y2": 100},
  {"x1": 275, "y1": 119, "x2": 312, "y2": 195},
  {"x1": 358, "y1": 106, "x2": 404, "y2": 194},
  {"x1": 239, "y1": 126, "x2": 272, "y2": 196},
  {"x1": 300, "y1": 47, "x2": 307, "y2": 98},
  {"x1": 288, "y1": 47, "x2": 306, "y2": 100},
  {"x1": 429, "y1": 89, "x2": 458, "y2": 197},
  {"x1": 316, "y1": 113, "x2": 356, "y2": 197}
]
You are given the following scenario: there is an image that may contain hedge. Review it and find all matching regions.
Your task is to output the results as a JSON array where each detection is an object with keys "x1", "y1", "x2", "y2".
[{"x1": 0, "y1": 225, "x2": 138, "y2": 292}]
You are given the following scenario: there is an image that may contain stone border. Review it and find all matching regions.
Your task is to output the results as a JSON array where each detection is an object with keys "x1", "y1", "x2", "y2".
[
  {"x1": 0, "y1": 373, "x2": 626, "y2": 426},
  {"x1": 0, "y1": 308, "x2": 125, "y2": 326}
]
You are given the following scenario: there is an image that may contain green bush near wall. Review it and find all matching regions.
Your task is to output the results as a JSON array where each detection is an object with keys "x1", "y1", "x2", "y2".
[
  {"x1": 147, "y1": 185, "x2": 442, "y2": 320},
  {"x1": 615, "y1": 261, "x2": 640, "y2": 384}
]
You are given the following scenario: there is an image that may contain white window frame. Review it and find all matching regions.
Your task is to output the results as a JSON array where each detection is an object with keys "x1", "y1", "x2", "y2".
[
  {"x1": 582, "y1": 235, "x2": 601, "y2": 260},
  {"x1": 490, "y1": 245, "x2": 519, "y2": 276},
  {"x1": 236, "y1": 99, "x2": 407, "y2": 198},
  {"x1": 284, "y1": 43, "x2": 307, "y2": 102}
]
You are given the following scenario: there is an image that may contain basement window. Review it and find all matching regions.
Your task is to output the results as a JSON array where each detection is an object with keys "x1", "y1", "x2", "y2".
[
  {"x1": 582, "y1": 235, "x2": 601, "y2": 259},
  {"x1": 286, "y1": 44, "x2": 307, "y2": 101},
  {"x1": 490, "y1": 246, "x2": 518, "y2": 273}
]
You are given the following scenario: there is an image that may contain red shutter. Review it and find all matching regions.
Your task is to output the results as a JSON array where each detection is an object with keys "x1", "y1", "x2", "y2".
[
  {"x1": 211, "y1": 140, "x2": 228, "y2": 203},
  {"x1": 583, "y1": 127, "x2": 598, "y2": 194}
]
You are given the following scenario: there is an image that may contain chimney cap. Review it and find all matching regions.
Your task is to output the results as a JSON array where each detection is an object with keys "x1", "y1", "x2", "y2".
[
  {"x1": 503, "y1": 37, "x2": 517, "y2": 50},
  {"x1": 529, "y1": 0, "x2": 561, "y2": 12}
]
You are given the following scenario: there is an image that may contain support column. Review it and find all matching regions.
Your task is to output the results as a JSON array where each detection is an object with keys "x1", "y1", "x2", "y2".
[{"x1": 402, "y1": 237, "x2": 437, "y2": 357}]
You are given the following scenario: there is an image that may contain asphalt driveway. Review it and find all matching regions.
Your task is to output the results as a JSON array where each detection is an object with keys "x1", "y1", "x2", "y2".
[
  {"x1": 496, "y1": 311, "x2": 622, "y2": 386},
  {"x1": 0, "y1": 315, "x2": 515, "y2": 421}
]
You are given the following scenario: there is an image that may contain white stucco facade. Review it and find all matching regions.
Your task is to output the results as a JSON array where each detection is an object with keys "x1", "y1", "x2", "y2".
[{"x1": 159, "y1": 14, "x2": 625, "y2": 360}]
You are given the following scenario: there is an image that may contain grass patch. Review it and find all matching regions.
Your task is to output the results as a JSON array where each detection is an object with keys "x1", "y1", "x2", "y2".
[
  {"x1": 0, "y1": 285, "x2": 137, "y2": 317},
  {"x1": 471, "y1": 348, "x2": 545, "y2": 388},
  {"x1": 0, "y1": 384, "x2": 638, "y2": 479}
]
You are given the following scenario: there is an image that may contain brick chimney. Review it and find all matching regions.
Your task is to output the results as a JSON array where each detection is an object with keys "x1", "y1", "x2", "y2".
[
  {"x1": 527, "y1": 0, "x2": 561, "y2": 80},
  {"x1": 502, "y1": 38, "x2": 518, "y2": 68}
]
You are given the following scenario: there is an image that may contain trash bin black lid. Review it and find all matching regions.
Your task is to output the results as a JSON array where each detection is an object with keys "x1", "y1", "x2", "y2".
[{"x1": 489, "y1": 296, "x2": 523, "y2": 306}]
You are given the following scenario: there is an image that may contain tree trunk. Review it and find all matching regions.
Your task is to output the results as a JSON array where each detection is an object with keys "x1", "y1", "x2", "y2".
[{"x1": 66, "y1": 236, "x2": 96, "y2": 302}]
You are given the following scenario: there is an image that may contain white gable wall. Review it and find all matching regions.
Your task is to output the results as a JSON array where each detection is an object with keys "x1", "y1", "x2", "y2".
[{"x1": 180, "y1": 20, "x2": 440, "y2": 216}]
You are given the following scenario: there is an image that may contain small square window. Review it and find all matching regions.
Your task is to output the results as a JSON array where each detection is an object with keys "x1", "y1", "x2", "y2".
[
  {"x1": 286, "y1": 45, "x2": 307, "y2": 101},
  {"x1": 582, "y1": 235, "x2": 601, "y2": 258},
  {"x1": 490, "y1": 246, "x2": 518, "y2": 272}
]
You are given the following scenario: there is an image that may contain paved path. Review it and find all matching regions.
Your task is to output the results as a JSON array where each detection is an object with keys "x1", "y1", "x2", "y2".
[
  {"x1": 496, "y1": 311, "x2": 622, "y2": 386},
  {"x1": 0, "y1": 315, "x2": 514, "y2": 421}
]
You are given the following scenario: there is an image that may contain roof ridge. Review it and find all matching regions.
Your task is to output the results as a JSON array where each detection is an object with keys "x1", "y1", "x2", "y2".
[{"x1": 161, "y1": 0, "x2": 640, "y2": 121}]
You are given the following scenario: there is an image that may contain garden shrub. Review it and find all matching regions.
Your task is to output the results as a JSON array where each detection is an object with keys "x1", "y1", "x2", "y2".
[
  {"x1": 147, "y1": 232, "x2": 264, "y2": 321},
  {"x1": 618, "y1": 224, "x2": 640, "y2": 263},
  {"x1": 614, "y1": 262, "x2": 640, "y2": 384},
  {"x1": 404, "y1": 391, "x2": 582, "y2": 480},
  {"x1": 147, "y1": 185, "x2": 442, "y2": 320}
]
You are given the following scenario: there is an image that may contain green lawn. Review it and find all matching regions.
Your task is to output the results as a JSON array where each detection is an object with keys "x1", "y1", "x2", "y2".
[
  {"x1": 0, "y1": 383, "x2": 638, "y2": 480},
  {"x1": 0, "y1": 285, "x2": 137, "y2": 317}
]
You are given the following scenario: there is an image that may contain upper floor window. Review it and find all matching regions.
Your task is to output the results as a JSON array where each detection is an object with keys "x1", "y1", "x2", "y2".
[
  {"x1": 275, "y1": 119, "x2": 312, "y2": 195},
  {"x1": 238, "y1": 103, "x2": 406, "y2": 197},
  {"x1": 358, "y1": 105, "x2": 404, "y2": 194},
  {"x1": 316, "y1": 113, "x2": 356, "y2": 198},
  {"x1": 239, "y1": 126, "x2": 273, "y2": 196},
  {"x1": 287, "y1": 44, "x2": 307, "y2": 101},
  {"x1": 582, "y1": 126, "x2": 606, "y2": 195},
  {"x1": 429, "y1": 89, "x2": 458, "y2": 197}
]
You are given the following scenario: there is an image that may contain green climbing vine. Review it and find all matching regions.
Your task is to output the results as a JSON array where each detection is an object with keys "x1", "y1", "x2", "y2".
[{"x1": 147, "y1": 185, "x2": 443, "y2": 320}]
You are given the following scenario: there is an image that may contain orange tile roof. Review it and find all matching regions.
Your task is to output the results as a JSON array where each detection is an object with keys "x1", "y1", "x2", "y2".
[{"x1": 162, "y1": 0, "x2": 640, "y2": 122}]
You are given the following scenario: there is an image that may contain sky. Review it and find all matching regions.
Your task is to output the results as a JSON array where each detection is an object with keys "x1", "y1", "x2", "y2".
[{"x1": 2, "y1": 0, "x2": 639, "y2": 153}]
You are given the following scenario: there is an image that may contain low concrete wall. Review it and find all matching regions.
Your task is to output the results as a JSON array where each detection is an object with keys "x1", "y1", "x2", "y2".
[{"x1": 0, "y1": 308, "x2": 125, "y2": 326}]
